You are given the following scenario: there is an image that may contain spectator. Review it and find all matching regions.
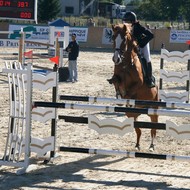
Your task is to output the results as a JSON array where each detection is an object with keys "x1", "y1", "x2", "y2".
[
  {"x1": 87, "y1": 18, "x2": 95, "y2": 27},
  {"x1": 65, "y1": 33, "x2": 79, "y2": 83}
]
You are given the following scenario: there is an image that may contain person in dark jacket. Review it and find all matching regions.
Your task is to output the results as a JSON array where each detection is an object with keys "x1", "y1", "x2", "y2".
[
  {"x1": 123, "y1": 11, "x2": 155, "y2": 88},
  {"x1": 65, "y1": 33, "x2": 79, "y2": 82}
]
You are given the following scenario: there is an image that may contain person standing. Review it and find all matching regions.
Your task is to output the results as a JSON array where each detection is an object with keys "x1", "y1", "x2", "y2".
[
  {"x1": 66, "y1": 33, "x2": 79, "y2": 83},
  {"x1": 123, "y1": 11, "x2": 155, "y2": 88}
]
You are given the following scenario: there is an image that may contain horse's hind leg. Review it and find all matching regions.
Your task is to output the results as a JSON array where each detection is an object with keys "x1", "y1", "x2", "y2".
[{"x1": 149, "y1": 115, "x2": 158, "y2": 151}]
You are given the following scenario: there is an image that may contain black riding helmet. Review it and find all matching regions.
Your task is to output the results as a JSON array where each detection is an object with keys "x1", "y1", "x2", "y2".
[{"x1": 123, "y1": 11, "x2": 137, "y2": 23}]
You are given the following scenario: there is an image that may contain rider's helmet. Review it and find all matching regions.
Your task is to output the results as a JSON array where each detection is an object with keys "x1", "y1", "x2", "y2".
[{"x1": 122, "y1": 11, "x2": 137, "y2": 23}]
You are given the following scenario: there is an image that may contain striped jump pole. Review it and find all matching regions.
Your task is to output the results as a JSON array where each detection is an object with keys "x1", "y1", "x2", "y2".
[
  {"x1": 59, "y1": 147, "x2": 190, "y2": 162},
  {"x1": 0, "y1": 52, "x2": 49, "y2": 56},
  {"x1": 0, "y1": 52, "x2": 19, "y2": 56},
  {"x1": 33, "y1": 101, "x2": 190, "y2": 117},
  {"x1": 59, "y1": 95, "x2": 190, "y2": 109}
]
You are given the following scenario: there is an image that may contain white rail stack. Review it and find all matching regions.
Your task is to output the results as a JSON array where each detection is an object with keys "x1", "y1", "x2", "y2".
[
  {"x1": 159, "y1": 48, "x2": 190, "y2": 102},
  {"x1": 1, "y1": 61, "x2": 58, "y2": 174}
]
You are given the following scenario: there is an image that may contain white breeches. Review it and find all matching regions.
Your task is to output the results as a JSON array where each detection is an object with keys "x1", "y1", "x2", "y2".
[{"x1": 140, "y1": 43, "x2": 151, "y2": 63}]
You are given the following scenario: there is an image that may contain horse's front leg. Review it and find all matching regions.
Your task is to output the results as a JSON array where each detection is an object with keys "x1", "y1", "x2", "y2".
[
  {"x1": 135, "y1": 125, "x2": 141, "y2": 151},
  {"x1": 149, "y1": 115, "x2": 158, "y2": 152},
  {"x1": 128, "y1": 114, "x2": 141, "y2": 151}
]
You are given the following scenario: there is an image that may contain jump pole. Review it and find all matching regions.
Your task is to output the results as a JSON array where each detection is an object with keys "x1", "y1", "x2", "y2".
[
  {"x1": 59, "y1": 147, "x2": 190, "y2": 162},
  {"x1": 59, "y1": 95, "x2": 190, "y2": 109},
  {"x1": 18, "y1": 30, "x2": 25, "y2": 64},
  {"x1": 33, "y1": 101, "x2": 190, "y2": 117}
]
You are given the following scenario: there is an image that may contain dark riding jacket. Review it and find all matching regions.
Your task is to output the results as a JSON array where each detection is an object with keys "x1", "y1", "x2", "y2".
[
  {"x1": 66, "y1": 40, "x2": 79, "y2": 60},
  {"x1": 132, "y1": 22, "x2": 154, "y2": 48}
]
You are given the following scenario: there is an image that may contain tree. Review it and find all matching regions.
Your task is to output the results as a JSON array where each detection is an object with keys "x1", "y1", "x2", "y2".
[
  {"x1": 159, "y1": 0, "x2": 183, "y2": 21},
  {"x1": 181, "y1": 0, "x2": 190, "y2": 29},
  {"x1": 113, "y1": 0, "x2": 124, "y2": 4},
  {"x1": 99, "y1": 0, "x2": 124, "y2": 4},
  {"x1": 134, "y1": 0, "x2": 185, "y2": 22},
  {"x1": 38, "y1": 0, "x2": 61, "y2": 23},
  {"x1": 135, "y1": 0, "x2": 162, "y2": 21}
]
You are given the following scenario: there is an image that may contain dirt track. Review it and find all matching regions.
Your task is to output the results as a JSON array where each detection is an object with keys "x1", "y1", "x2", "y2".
[{"x1": 0, "y1": 49, "x2": 190, "y2": 190}]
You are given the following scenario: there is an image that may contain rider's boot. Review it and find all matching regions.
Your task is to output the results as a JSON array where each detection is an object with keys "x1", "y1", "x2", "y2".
[{"x1": 147, "y1": 62, "x2": 155, "y2": 88}]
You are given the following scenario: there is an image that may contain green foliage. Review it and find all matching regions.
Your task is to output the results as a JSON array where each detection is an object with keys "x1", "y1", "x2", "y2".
[
  {"x1": 128, "y1": 0, "x2": 141, "y2": 6},
  {"x1": 113, "y1": 0, "x2": 124, "y2": 4},
  {"x1": 38, "y1": 0, "x2": 61, "y2": 23},
  {"x1": 135, "y1": 0, "x2": 190, "y2": 24},
  {"x1": 99, "y1": 0, "x2": 124, "y2": 4}
]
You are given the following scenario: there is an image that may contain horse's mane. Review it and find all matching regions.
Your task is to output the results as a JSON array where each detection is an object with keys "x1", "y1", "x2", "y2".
[
  {"x1": 113, "y1": 23, "x2": 131, "y2": 36},
  {"x1": 112, "y1": 23, "x2": 139, "y2": 60}
]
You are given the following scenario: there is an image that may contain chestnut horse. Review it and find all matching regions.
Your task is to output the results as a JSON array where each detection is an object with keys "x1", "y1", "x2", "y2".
[{"x1": 108, "y1": 23, "x2": 158, "y2": 151}]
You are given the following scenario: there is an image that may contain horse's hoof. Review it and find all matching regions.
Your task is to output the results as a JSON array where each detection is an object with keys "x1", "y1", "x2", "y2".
[
  {"x1": 135, "y1": 144, "x2": 140, "y2": 151},
  {"x1": 149, "y1": 144, "x2": 154, "y2": 152},
  {"x1": 107, "y1": 79, "x2": 113, "y2": 84}
]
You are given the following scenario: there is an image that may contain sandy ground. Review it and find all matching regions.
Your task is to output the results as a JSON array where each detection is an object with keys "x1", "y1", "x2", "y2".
[{"x1": 0, "y1": 48, "x2": 190, "y2": 190}]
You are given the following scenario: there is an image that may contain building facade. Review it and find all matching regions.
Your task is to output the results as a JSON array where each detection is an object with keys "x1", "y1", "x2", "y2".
[{"x1": 60, "y1": 0, "x2": 98, "y2": 17}]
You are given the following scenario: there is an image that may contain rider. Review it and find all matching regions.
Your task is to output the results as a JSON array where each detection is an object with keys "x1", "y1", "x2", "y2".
[{"x1": 122, "y1": 11, "x2": 155, "y2": 88}]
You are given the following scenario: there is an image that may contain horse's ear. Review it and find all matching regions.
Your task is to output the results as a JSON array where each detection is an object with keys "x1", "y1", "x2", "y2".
[{"x1": 112, "y1": 24, "x2": 115, "y2": 30}]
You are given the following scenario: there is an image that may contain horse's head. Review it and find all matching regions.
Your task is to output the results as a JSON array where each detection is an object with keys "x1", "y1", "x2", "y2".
[
  {"x1": 108, "y1": 23, "x2": 140, "y2": 99},
  {"x1": 111, "y1": 23, "x2": 131, "y2": 65}
]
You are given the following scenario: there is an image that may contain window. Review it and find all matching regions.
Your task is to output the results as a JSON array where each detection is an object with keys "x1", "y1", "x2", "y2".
[{"x1": 65, "y1": 6, "x2": 74, "y2": 14}]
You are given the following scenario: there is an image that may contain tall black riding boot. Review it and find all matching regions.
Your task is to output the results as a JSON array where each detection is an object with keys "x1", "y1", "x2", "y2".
[{"x1": 147, "y1": 62, "x2": 155, "y2": 88}]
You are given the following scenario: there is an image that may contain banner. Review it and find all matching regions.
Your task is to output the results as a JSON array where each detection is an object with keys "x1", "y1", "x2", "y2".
[
  {"x1": 9, "y1": 24, "x2": 49, "y2": 40},
  {"x1": 0, "y1": 39, "x2": 49, "y2": 49},
  {"x1": 102, "y1": 28, "x2": 113, "y2": 45},
  {"x1": 8, "y1": 24, "x2": 88, "y2": 42},
  {"x1": 69, "y1": 27, "x2": 88, "y2": 42},
  {"x1": 170, "y1": 30, "x2": 190, "y2": 43}
]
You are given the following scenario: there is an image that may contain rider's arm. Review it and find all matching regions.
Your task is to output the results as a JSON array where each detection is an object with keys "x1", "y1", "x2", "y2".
[{"x1": 133, "y1": 23, "x2": 154, "y2": 48}]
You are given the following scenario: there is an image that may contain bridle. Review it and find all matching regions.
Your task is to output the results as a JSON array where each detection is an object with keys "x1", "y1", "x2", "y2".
[
  {"x1": 111, "y1": 25, "x2": 139, "y2": 98},
  {"x1": 112, "y1": 28, "x2": 130, "y2": 65}
]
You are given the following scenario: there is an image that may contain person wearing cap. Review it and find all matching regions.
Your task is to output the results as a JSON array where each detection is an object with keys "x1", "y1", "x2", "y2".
[
  {"x1": 123, "y1": 11, "x2": 155, "y2": 88},
  {"x1": 65, "y1": 33, "x2": 79, "y2": 83}
]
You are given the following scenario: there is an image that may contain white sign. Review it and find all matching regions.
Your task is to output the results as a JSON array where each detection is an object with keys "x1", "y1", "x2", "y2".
[
  {"x1": 0, "y1": 39, "x2": 49, "y2": 49},
  {"x1": 0, "y1": 25, "x2": 89, "y2": 47},
  {"x1": 102, "y1": 28, "x2": 113, "y2": 44},
  {"x1": 0, "y1": 39, "x2": 19, "y2": 47},
  {"x1": 9, "y1": 25, "x2": 88, "y2": 42},
  {"x1": 69, "y1": 27, "x2": 88, "y2": 42},
  {"x1": 170, "y1": 30, "x2": 190, "y2": 43},
  {"x1": 9, "y1": 24, "x2": 49, "y2": 40}
]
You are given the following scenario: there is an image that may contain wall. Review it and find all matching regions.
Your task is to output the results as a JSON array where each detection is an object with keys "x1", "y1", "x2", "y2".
[
  {"x1": 80, "y1": 27, "x2": 190, "y2": 52},
  {"x1": 0, "y1": 23, "x2": 189, "y2": 52},
  {"x1": 150, "y1": 29, "x2": 189, "y2": 52}
]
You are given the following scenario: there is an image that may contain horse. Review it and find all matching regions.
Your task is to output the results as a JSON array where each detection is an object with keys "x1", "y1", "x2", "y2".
[{"x1": 107, "y1": 23, "x2": 158, "y2": 151}]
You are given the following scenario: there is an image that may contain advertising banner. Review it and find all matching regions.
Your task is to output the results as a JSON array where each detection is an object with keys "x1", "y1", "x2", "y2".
[
  {"x1": 0, "y1": 25, "x2": 89, "y2": 48},
  {"x1": 170, "y1": 30, "x2": 190, "y2": 43},
  {"x1": 102, "y1": 28, "x2": 113, "y2": 45}
]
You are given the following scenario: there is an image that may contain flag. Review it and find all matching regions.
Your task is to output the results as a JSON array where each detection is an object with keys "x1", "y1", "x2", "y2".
[
  {"x1": 49, "y1": 56, "x2": 59, "y2": 65},
  {"x1": 186, "y1": 40, "x2": 190, "y2": 45},
  {"x1": 57, "y1": 31, "x2": 61, "y2": 37},
  {"x1": 24, "y1": 50, "x2": 33, "y2": 58}
]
